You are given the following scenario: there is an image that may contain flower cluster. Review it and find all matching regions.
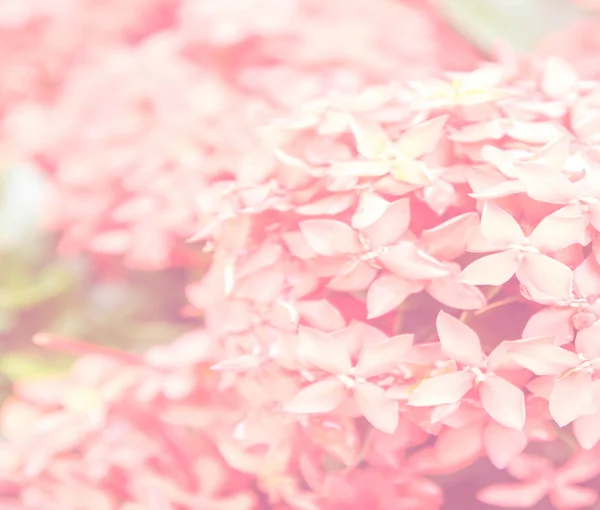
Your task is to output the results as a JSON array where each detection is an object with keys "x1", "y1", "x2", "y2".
[
  {"x1": 6, "y1": 54, "x2": 600, "y2": 509},
  {"x1": 0, "y1": 0, "x2": 480, "y2": 270}
]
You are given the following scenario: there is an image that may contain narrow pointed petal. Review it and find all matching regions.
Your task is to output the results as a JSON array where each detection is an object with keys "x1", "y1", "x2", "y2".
[
  {"x1": 519, "y1": 253, "x2": 573, "y2": 300},
  {"x1": 351, "y1": 191, "x2": 390, "y2": 230},
  {"x1": 408, "y1": 371, "x2": 475, "y2": 407},
  {"x1": 395, "y1": 115, "x2": 448, "y2": 160},
  {"x1": 480, "y1": 201, "x2": 525, "y2": 246},
  {"x1": 550, "y1": 371, "x2": 594, "y2": 427},
  {"x1": 299, "y1": 219, "x2": 361, "y2": 256},
  {"x1": 549, "y1": 485, "x2": 598, "y2": 510},
  {"x1": 366, "y1": 274, "x2": 422, "y2": 319},
  {"x1": 353, "y1": 382, "x2": 398, "y2": 434},
  {"x1": 458, "y1": 250, "x2": 521, "y2": 286},
  {"x1": 480, "y1": 376, "x2": 526, "y2": 430},
  {"x1": 297, "y1": 327, "x2": 352, "y2": 375},
  {"x1": 354, "y1": 334, "x2": 414, "y2": 379},
  {"x1": 573, "y1": 413, "x2": 600, "y2": 450},
  {"x1": 348, "y1": 117, "x2": 391, "y2": 159},
  {"x1": 436, "y1": 311, "x2": 483, "y2": 366},
  {"x1": 379, "y1": 242, "x2": 450, "y2": 280},
  {"x1": 284, "y1": 378, "x2": 347, "y2": 414},
  {"x1": 477, "y1": 483, "x2": 547, "y2": 508},
  {"x1": 528, "y1": 206, "x2": 587, "y2": 252},
  {"x1": 484, "y1": 422, "x2": 527, "y2": 469},
  {"x1": 427, "y1": 275, "x2": 487, "y2": 310},
  {"x1": 575, "y1": 322, "x2": 600, "y2": 360},
  {"x1": 361, "y1": 198, "x2": 411, "y2": 247},
  {"x1": 510, "y1": 344, "x2": 580, "y2": 376}
]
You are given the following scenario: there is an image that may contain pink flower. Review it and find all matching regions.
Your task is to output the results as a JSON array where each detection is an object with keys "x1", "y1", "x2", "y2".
[
  {"x1": 459, "y1": 201, "x2": 575, "y2": 297},
  {"x1": 408, "y1": 311, "x2": 526, "y2": 430},
  {"x1": 284, "y1": 323, "x2": 413, "y2": 433},
  {"x1": 512, "y1": 322, "x2": 600, "y2": 426}
]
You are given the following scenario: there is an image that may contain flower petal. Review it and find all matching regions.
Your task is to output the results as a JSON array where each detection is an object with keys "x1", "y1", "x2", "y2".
[
  {"x1": 427, "y1": 275, "x2": 487, "y2": 310},
  {"x1": 480, "y1": 375, "x2": 526, "y2": 430},
  {"x1": 528, "y1": 206, "x2": 587, "y2": 252},
  {"x1": 299, "y1": 219, "x2": 361, "y2": 256},
  {"x1": 395, "y1": 115, "x2": 448, "y2": 160},
  {"x1": 361, "y1": 198, "x2": 411, "y2": 247},
  {"x1": 366, "y1": 274, "x2": 422, "y2": 319},
  {"x1": 348, "y1": 117, "x2": 391, "y2": 159},
  {"x1": 484, "y1": 421, "x2": 528, "y2": 469},
  {"x1": 480, "y1": 201, "x2": 525, "y2": 246},
  {"x1": 573, "y1": 413, "x2": 600, "y2": 450},
  {"x1": 284, "y1": 378, "x2": 347, "y2": 414},
  {"x1": 354, "y1": 334, "x2": 414, "y2": 379},
  {"x1": 297, "y1": 327, "x2": 352, "y2": 375},
  {"x1": 436, "y1": 311, "x2": 483, "y2": 366},
  {"x1": 550, "y1": 371, "x2": 594, "y2": 427},
  {"x1": 510, "y1": 344, "x2": 580, "y2": 376},
  {"x1": 477, "y1": 483, "x2": 547, "y2": 508},
  {"x1": 519, "y1": 253, "x2": 573, "y2": 300},
  {"x1": 575, "y1": 322, "x2": 600, "y2": 360},
  {"x1": 353, "y1": 382, "x2": 398, "y2": 434},
  {"x1": 379, "y1": 242, "x2": 450, "y2": 280},
  {"x1": 408, "y1": 371, "x2": 475, "y2": 407},
  {"x1": 458, "y1": 250, "x2": 521, "y2": 286},
  {"x1": 351, "y1": 191, "x2": 390, "y2": 230}
]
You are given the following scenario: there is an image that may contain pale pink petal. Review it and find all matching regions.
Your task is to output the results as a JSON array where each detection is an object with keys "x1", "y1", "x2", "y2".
[
  {"x1": 541, "y1": 57, "x2": 579, "y2": 98},
  {"x1": 477, "y1": 483, "x2": 547, "y2": 508},
  {"x1": 436, "y1": 311, "x2": 483, "y2": 366},
  {"x1": 408, "y1": 371, "x2": 475, "y2": 407},
  {"x1": 574, "y1": 322, "x2": 600, "y2": 360},
  {"x1": 366, "y1": 274, "x2": 422, "y2": 319},
  {"x1": 573, "y1": 413, "x2": 600, "y2": 450},
  {"x1": 574, "y1": 255, "x2": 600, "y2": 298},
  {"x1": 361, "y1": 198, "x2": 411, "y2": 247},
  {"x1": 458, "y1": 250, "x2": 521, "y2": 286},
  {"x1": 433, "y1": 422, "x2": 484, "y2": 472},
  {"x1": 296, "y1": 194, "x2": 356, "y2": 216},
  {"x1": 353, "y1": 382, "x2": 398, "y2": 434},
  {"x1": 528, "y1": 206, "x2": 587, "y2": 252},
  {"x1": 210, "y1": 355, "x2": 261, "y2": 372},
  {"x1": 284, "y1": 378, "x2": 347, "y2": 414},
  {"x1": 327, "y1": 261, "x2": 378, "y2": 292},
  {"x1": 522, "y1": 308, "x2": 575, "y2": 346},
  {"x1": 297, "y1": 299, "x2": 347, "y2": 332},
  {"x1": 550, "y1": 371, "x2": 594, "y2": 427},
  {"x1": 297, "y1": 327, "x2": 352, "y2": 375},
  {"x1": 351, "y1": 191, "x2": 390, "y2": 230},
  {"x1": 550, "y1": 485, "x2": 598, "y2": 510},
  {"x1": 419, "y1": 212, "x2": 479, "y2": 261},
  {"x1": 354, "y1": 334, "x2": 414, "y2": 379},
  {"x1": 395, "y1": 115, "x2": 448, "y2": 160},
  {"x1": 480, "y1": 375, "x2": 526, "y2": 430},
  {"x1": 558, "y1": 448, "x2": 600, "y2": 483},
  {"x1": 348, "y1": 117, "x2": 391, "y2": 159},
  {"x1": 298, "y1": 219, "x2": 361, "y2": 256},
  {"x1": 510, "y1": 345, "x2": 580, "y2": 376},
  {"x1": 479, "y1": 201, "x2": 525, "y2": 246},
  {"x1": 426, "y1": 274, "x2": 487, "y2": 310},
  {"x1": 484, "y1": 421, "x2": 528, "y2": 469},
  {"x1": 519, "y1": 253, "x2": 573, "y2": 300},
  {"x1": 379, "y1": 242, "x2": 450, "y2": 280},
  {"x1": 517, "y1": 165, "x2": 577, "y2": 204}
]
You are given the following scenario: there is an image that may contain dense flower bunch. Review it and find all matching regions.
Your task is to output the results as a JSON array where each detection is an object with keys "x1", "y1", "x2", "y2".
[
  {"x1": 6, "y1": 55, "x2": 600, "y2": 509},
  {"x1": 0, "y1": 0, "x2": 480, "y2": 270}
]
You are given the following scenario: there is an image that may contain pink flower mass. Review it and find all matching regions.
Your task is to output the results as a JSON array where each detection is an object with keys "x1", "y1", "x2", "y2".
[{"x1": 6, "y1": 1, "x2": 600, "y2": 510}]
